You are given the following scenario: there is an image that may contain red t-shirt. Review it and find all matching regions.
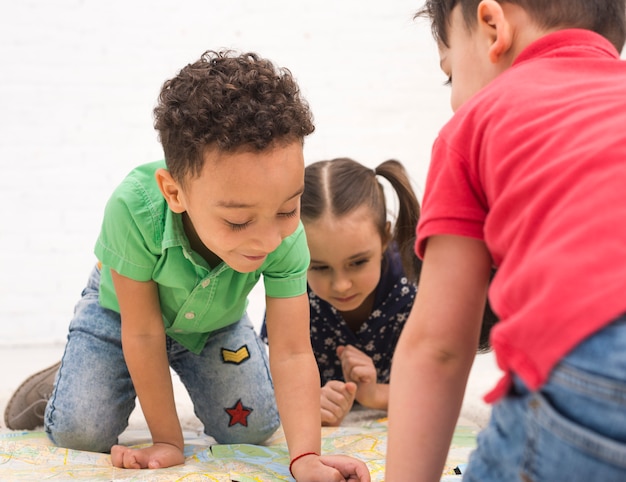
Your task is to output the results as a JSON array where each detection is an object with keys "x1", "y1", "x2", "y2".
[{"x1": 416, "y1": 29, "x2": 626, "y2": 402}]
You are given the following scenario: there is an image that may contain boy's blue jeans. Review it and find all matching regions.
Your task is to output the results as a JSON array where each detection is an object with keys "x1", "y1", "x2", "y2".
[
  {"x1": 464, "y1": 314, "x2": 626, "y2": 482},
  {"x1": 44, "y1": 266, "x2": 279, "y2": 453}
]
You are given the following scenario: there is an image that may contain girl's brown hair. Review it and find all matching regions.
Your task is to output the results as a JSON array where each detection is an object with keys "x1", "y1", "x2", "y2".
[{"x1": 301, "y1": 157, "x2": 421, "y2": 282}]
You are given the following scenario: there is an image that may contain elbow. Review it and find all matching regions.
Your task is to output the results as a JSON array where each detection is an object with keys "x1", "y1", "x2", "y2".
[{"x1": 395, "y1": 333, "x2": 474, "y2": 376}]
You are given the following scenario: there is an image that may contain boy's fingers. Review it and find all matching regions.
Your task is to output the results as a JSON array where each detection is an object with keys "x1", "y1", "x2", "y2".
[
  {"x1": 110, "y1": 445, "x2": 140, "y2": 469},
  {"x1": 110, "y1": 445, "x2": 124, "y2": 467},
  {"x1": 320, "y1": 455, "x2": 372, "y2": 481},
  {"x1": 123, "y1": 450, "x2": 137, "y2": 469}
]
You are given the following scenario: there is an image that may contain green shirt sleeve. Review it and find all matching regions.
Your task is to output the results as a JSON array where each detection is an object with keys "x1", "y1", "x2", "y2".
[
  {"x1": 262, "y1": 221, "x2": 310, "y2": 298},
  {"x1": 94, "y1": 164, "x2": 164, "y2": 282}
]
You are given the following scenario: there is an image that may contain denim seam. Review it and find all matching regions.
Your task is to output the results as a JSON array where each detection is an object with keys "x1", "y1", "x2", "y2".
[
  {"x1": 535, "y1": 392, "x2": 626, "y2": 468},
  {"x1": 552, "y1": 363, "x2": 626, "y2": 404}
]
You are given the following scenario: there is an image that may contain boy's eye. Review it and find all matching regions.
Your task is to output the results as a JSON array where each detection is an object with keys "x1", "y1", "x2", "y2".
[
  {"x1": 279, "y1": 208, "x2": 298, "y2": 219},
  {"x1": 443, "y1": 75, "x2": 452, "y2": 86},
  {"x1": 227, "y1": 220, "x2": 251, "y2": 231},
  {"x1": 309, "y1": 265, "x2": 328, "y2": 272},
  {"x1": 225, "y1": 208, "x2": 296, "y2": 231}
]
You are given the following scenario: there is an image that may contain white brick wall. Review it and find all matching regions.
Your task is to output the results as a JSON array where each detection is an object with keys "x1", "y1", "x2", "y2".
[{"x1": 0, "y1": 0, "x2": 452, "y2": 345}]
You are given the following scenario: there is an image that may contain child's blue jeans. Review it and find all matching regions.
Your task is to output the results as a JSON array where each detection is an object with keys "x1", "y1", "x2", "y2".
[
  {"x1": 44, "y1": 265, "x2": 279, "y2": 453},
  {"x1": 464, "y1": 313, "x2": 626, "y2": 482}
]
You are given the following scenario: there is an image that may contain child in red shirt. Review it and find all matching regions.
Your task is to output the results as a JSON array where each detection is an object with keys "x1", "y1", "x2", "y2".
[{"x1": 387, "y1": 1, "x2": 626, "y2": 481}]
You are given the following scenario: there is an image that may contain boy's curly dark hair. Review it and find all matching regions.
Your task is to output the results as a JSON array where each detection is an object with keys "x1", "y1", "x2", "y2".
[
  {"x1": 153, "y1": 50, "x2": 315, "y2": 182},
  {"x1": 416, "y1": 0, "x2": 626, "y2": 53}
]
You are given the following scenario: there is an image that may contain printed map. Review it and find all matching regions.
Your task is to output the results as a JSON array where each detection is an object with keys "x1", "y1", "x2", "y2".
[{"x1": 0, "y1": 419, "x2": 476, "y2": 481}]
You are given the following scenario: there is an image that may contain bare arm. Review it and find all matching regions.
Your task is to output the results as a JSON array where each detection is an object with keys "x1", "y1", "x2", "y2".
[
  {"x1": 109, "y1": 269, "x2": 184, "y2": 469},
  {"x1": 386, "y1": 235, "x2": 492, "y2": 481},
  {"x1": 265, "y1": 294, "x2": 370, "y2": 481},
  {"x1": 265, "y1": 294, "x2": 321, "y2": 458}
]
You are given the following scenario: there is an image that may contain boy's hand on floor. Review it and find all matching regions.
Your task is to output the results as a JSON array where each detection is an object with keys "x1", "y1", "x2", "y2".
[
  {"x1": 110, "y1": 442, "x2": 185, "y2": 469},
  {"x1": 291, "y1": 453, "x2": 371, "y2": 481},
  {"x1": 320, "y1": 380, "x2": 357, "y2": 426}
]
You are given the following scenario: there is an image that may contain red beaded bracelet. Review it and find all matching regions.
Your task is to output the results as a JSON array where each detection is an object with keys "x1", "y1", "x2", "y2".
[{"x1": 289, "y1": 451, "x2": 319, "y2": 478}]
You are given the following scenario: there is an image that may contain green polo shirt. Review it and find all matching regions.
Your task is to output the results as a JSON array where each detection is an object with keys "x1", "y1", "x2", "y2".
[{"x1": 94, "y1": 161, "x2": 309, "y2": 354}]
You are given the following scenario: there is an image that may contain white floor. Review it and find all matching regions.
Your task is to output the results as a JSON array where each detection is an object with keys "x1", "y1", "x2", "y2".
[{"x1": 0, "y1": 343, "x2": 501, "y2": 435}]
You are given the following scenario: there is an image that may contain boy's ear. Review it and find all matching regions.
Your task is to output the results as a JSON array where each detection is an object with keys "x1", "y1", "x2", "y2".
[
  {"x1": 155, "y1": 168, "x2": 186, "y2": 213},
  {"x1": 477, "y1": 0, "x2": 513, "y2": 63}
]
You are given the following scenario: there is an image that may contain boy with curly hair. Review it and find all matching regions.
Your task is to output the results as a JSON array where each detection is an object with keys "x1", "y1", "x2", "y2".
[
  {"x1": 6, "y1": 50, "x2": 369, "y2": 480},
  {"x1": 387, "y1": 1, "x2": 626, "y2": 481}
]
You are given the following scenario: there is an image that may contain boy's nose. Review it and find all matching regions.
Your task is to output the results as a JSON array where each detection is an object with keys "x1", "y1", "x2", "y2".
[{"x1": 254, "y1": 223, "x2": 283, "y2": 253}]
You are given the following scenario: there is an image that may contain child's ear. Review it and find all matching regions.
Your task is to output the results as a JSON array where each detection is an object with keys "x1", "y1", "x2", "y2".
[
  {"x1": 477, "y1": 0, "x2": 513, "y2": 64},
  {"x1": 155, "y1": 168, "x2": 186, "y2": 213}
]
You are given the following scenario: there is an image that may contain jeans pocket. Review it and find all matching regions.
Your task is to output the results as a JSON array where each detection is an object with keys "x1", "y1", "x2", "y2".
[{"x1": 522, "y1": 390, "x2": 626, "y2": 482}]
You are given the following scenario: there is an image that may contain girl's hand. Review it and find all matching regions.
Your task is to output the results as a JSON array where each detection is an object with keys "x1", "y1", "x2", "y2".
[
  {"x1": 291, "y1": 453, "x2": 371, "y2": 481},
  {"x1": 320, "y1": 380, "x2": 357, "y2": 426},
  {"x1": 110, "y1": 442, "x2": 185, "y2": 469},
  {"x1": 337, "y1": 345, "x2": 380, "y2": 407}
]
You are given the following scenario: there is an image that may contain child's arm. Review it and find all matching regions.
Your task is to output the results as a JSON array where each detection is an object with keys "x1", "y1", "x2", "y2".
[
  {"x1": 265, "y1": 293, "x2": 370, "y2": 481},
  {"x1": 386, "y1": 235, "x2": 492, "y2": 481},
  {"x1": 109, "y1": 269, "x2": 185, "y2": 469}
]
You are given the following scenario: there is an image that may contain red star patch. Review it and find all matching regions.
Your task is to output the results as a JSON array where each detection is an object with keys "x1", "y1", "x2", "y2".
[{"x1": 225, "y1": 399, "x2": 253, "y2": 427}]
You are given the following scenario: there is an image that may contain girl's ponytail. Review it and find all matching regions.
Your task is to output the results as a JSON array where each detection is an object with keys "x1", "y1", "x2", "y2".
[{"x1": 374, "y1": 160, "x2": 421, "y2": 283}]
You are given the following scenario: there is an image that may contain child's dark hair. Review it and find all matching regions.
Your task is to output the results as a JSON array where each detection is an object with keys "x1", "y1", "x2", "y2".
[
  {"x1": 478, "y1": 269, "x2": 499, "y2": 353},
  {"x1": 301, "y1": 157, "x2": 421, "y2": 283},
  {"x1": 303, "y1": 157, "x2": 499, "y2": 351},
  {"x1": 416, "y1": 0, "x2": 626, "y2": 53},
  {"x1": 153, "y1": 49, "x2": 315, "y2": 183}
]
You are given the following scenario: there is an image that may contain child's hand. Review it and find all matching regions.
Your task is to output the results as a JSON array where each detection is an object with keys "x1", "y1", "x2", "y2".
[
  {"x1": 337, "y1": 345, "x2": 379, "y2": 408},
  {"x1": 320, "y1": 380, "x2": 357, "y2": 426},
  {"x1": 336, "y1": 345, "x2": 377, "y2": 385},
  {"x1": 110, "y1": 442, "x2": 185, "y2": 469},
  {"x1": 337, "y1": 345, "x2": 376, "y2": 392},
  {"x1": 290, "y1": 453, "x2": 371, "y2": 481}
]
